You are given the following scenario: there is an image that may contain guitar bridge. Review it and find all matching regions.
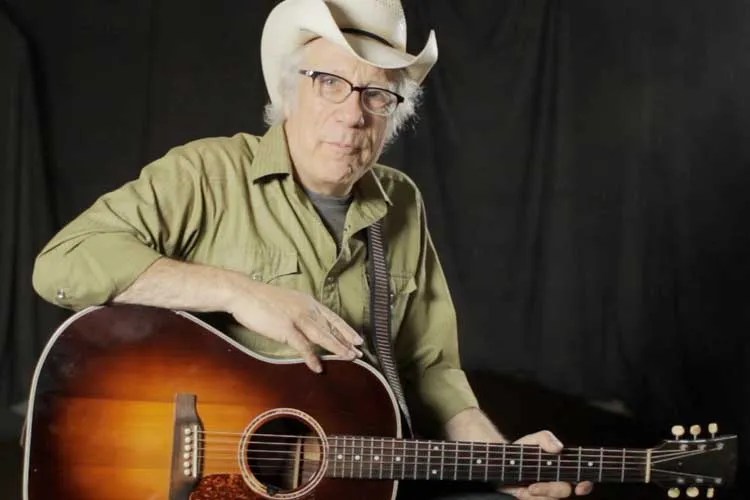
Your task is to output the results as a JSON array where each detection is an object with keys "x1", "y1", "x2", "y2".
[{"x1": 169, "y1": 393, "x2": 204, "y2": 500}]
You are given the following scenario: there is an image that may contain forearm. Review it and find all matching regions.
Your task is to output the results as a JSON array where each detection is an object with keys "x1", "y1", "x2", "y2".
[
  {"x1": 114, "y1": 257, "x2": 250, "y2": 313},
  {"x1": 443, "y1": 407, "x2": 506, "y2": 443}
]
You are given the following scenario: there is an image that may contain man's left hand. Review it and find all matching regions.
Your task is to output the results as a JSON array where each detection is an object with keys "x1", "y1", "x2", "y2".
[{"x1": 500, "y1": 431, "x2": 594, "y2": 500}]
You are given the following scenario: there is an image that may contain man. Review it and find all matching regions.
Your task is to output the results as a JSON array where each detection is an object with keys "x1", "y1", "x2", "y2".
[{"x1": 32, "y1": 1, "x2": 593, "y2": 499}]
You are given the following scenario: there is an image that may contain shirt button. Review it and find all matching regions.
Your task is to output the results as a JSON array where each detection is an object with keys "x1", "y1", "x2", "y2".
[
  {"x1": 251, "y1": 273, "x2": 262, "y2": 281},
  {"x1": 56, "y1": 288, "x2": 67, "y2": 300},
  {"x1": 325, "y1": 276, "x2": 335, "y2": 285}
]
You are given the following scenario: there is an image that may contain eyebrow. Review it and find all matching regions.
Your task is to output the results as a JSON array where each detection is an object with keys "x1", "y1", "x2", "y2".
[{"x1": 323, "y1": 68, "x2": 393, "y2": 89}]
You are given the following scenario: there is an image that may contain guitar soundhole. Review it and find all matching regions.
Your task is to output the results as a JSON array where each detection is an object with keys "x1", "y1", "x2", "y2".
[{"x1": 239, "y1": 408, "x2": 329, "y2": 499}]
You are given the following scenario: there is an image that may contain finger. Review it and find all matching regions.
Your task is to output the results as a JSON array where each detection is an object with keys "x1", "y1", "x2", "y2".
[
  {"x1": 499, "y1": 486, "x2": 525, "y2": 499},
  {"x1": 527, "y1": 481, "x2": 573, "y2": 498},
  {"x1": 319, "y1": 307, "x2": 364, "y2": 345},
  {"x1": 515, "y1": 430, "x2": 564, "y2": 453},
  {"x1": 297, "y1": 315, "x2": 361, "y2": 359},
  {"x1": 500, "y1": 486, "x2": 554, "y2": 500},
  {"x1": 284, "y1": 327, "x2": 322, "y2": 373},
  {"x1": 575, "y1": 481, "x2": 594, "y2": 496}
]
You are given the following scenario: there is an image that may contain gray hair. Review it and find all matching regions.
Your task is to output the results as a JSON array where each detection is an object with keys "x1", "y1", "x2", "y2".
[{"x1": 263, "y1": 46, "x2": 424, "y2": 144}]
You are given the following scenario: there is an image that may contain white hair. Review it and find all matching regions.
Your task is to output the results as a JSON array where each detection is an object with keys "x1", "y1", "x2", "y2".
[{"x1": 263, "y1": 45, "x2": 424, "y2": 144}]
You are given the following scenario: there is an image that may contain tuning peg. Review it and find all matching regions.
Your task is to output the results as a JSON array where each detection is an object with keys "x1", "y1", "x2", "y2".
[
  {"x1": 708, "y1": 423, "x2": 718, "y2": 438},
  {"x1": 690, "y1": 425, "x2": 701, "y2": 440},
  {"x1": 672, "y1": 425, "x2": 685, "y2": 439},
  {"x1": 707, "y1": 487, "x2": 715, "y2": 498},
  {"x1": 686, "y1": 486, "x2": 699, "y2": 498},
  {"x1": 668, "y1": 487, "x2": 680, "y2": 498}
]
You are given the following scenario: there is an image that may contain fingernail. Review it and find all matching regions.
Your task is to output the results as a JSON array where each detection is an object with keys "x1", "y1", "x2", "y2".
[
  {"x1": 353, "y1": 336, "x2": 364, "y2": 345},
  {"x1": 554, "y1": 437, "x2": 564, "y2": 448}
]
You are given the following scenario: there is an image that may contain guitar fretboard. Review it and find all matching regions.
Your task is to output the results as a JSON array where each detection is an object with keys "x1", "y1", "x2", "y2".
[{"x1": 327, "y1": 436, "x2": 648, "y2": 483}]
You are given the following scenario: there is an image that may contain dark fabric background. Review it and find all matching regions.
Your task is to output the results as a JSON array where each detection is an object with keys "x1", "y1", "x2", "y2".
[{"x1": 1, "y1": 0, "x2": 748, "y2": 497}]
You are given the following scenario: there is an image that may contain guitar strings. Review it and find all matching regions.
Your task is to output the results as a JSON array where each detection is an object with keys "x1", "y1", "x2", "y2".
[{"x1": 195, "y1": 430, "x2": 724, "y2": 459}]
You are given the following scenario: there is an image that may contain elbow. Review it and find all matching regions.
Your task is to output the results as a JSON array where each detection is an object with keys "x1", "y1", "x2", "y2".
[{"x1": 32, "y1": 253, "x2": 65, "y2": 306}]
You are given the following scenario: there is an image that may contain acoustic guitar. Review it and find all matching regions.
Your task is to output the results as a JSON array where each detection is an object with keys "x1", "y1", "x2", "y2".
[{"x1": 22, "y1": 305, "x2": 737, "y2": 499}]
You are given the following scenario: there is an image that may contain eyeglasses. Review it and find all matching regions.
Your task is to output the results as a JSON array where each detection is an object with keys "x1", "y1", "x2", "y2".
[{"x1": 298, "y1": 70, "x2": 404, "y2": 117}]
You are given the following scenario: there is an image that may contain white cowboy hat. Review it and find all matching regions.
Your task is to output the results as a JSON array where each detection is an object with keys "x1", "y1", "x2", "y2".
[{"x1": 260, "y1": 0, "x2": 438, "y2": 105}]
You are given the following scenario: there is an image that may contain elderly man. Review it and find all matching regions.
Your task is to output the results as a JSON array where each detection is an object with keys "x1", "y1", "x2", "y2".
[{"x1": 32, "y1": 1, "x2": 592, "y2": 499}]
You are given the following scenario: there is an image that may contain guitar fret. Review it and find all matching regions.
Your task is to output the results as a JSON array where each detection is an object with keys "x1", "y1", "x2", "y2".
[
  {"x1": 484, "y1": 443, "x2": 490, "y2": 482},
  {"x1": 358, "y1": 436, "x2": 364, "y2": 478},
  {"x1": 428, "y1": 441, "x2": 435, "y2": 479},
  {"x1": 401, "y1": 439, "x2": 406, "y2": 479},
  {"x1": 598, "y1": 447, "x2": 603, "y2": 482},
  {"x1": 453, "y1": 443, "x2": 458, "y2": 481},
  {"x1": 518, "y1": 444, "x2": 523, "y2": 482},
  {"x1": 379, "y1": 437, "x2": 384, "y2": 479},
  {"x1": 556, "y1": 453, "x2": 561, "y2": 481},
  {"x1": 368, "y1": 436, "x2": 374, "y2": 479},
  {"x1": 576, "y1": 446, "x2": 582, "y2": 482},
  {"x1": 332, "y1": 437, "x2": 337, "y2": 478},
  {"x1": 501, "y1": 444, "x2": 506, "y2": 482},
  {"x1": 440, "y1": 440, "x2": 445, "y2": 480},
  {"x1": 536, "y1": 446, "x2": 541, "y2": 482},
  {"x1": 469, "y1": 442, "x2": 474, "y2": 480},
  {"x1": 620, "y1": 448, "x2": 625, "y2": 482},
  {"x1": 410, "y1": 441, "x2": 419, "y2": 479}
]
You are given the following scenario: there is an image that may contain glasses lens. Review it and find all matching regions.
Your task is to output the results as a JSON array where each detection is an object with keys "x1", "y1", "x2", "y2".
[
  {"x1": 315, "y1": 74, "x2": 351, "y2": 103},
  {"x1": 362, "y1": 88, "x2": 397, "y2": 116}
]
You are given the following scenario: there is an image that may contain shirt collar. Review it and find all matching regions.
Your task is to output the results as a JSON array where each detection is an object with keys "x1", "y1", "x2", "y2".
[
  {"x1": 250, "y1": 124, "x2": 293, "y2": 182},
  {"x1": 250, "y1": 123, "x2": 393, "y2": 207}
]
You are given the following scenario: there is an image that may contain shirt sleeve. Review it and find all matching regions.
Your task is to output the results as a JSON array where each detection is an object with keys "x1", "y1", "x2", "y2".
[
  {"x1": 32, "y1": 149, "x2": 206, "y2": 309},
  {"x1": 395, "y1": 195, "x2": 480, "y2": 428}
]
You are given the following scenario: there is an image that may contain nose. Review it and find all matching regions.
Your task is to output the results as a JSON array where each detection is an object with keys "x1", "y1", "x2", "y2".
[{"x1": 334, "y1": 90, "x2": 366, "y2": 127}]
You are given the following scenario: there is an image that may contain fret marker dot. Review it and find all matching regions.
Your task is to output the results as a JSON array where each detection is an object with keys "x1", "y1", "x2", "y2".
[
  {"x1": 433, "y1": 446, "x2": 440, "y2": 451},
  {"x1": 588, "y1": 462, "x2": 594, "y2": 467},
  {"x1": 547, "y1": 460, "x2": 552, "y2": 466},
  {"x1": 355, "y1": 455, "x2": 360, "y2": 461},
  {"x1": 337, "y1": 454, "x2": 343, "y2": 460},
  {"x1": 396, "y1": 457, "x2": 401, "y2": 462},
  {"x1": 510, "y1": 460, "x2": 516, "y2": 465},
  {"x1": 432, "y1": 469, "x2": 437, "y2": 475},
  {"x1": 476, "y1": 459, "x2": 482, "y2": 464},
  {"x1": 374, "y1": 456, "x2": 380, "y2": 461}
]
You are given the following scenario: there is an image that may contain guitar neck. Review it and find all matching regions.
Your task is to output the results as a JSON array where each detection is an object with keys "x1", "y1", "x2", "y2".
[{"x1": 327, "y1": 436, "x2": 648, "y2": 484}]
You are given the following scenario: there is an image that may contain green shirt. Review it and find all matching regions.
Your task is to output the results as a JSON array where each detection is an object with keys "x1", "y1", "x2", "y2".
[{"x1": 32, "y1": 125, "x2": 479, "y2": 425}]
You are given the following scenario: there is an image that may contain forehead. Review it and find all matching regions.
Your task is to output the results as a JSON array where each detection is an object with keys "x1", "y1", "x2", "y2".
[{"x1": 303, "y1": 38, "x2": 390, "y2": 82}]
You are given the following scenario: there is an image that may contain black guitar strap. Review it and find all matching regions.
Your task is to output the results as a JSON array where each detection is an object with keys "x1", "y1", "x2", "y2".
[{"x1": 367, "y1": 219, "x2": 413, "y2": 437}]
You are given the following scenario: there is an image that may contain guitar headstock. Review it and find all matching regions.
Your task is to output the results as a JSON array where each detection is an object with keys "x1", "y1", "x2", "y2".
[{"x1": 650, "y1": 423, "x2": 737, "y2": 498}]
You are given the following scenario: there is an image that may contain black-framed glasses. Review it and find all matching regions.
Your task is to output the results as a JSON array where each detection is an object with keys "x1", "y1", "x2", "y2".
[{"x1": 298, "y1": 69, "x2": 404, "y2": 117}]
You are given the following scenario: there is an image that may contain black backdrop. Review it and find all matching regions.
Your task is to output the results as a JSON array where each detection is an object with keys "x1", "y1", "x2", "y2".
[{"x1": 2, "y1": 0, "x2": 749, "y2": 497}]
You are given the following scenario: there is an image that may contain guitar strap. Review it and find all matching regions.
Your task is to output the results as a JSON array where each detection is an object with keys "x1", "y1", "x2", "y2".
[{"x1": 367, "y1": 219, "x2": 414, "y2": 437}]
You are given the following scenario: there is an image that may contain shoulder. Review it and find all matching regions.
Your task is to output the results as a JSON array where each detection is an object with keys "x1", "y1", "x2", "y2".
[
  {"x1": 137, "y1": 132, "x2": 262, "y2": 188},
  {"x1": 162, "y1": 132, "x2": 261, "y2": 176}
]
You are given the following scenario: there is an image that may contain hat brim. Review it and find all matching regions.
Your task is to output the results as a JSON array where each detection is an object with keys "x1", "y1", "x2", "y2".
[{"x1": 261, "y1": 0, "x2": 437, "y2": 105}]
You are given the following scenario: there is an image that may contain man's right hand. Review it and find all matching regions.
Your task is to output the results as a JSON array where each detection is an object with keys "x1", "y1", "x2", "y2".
[
  {"x1": 227, "y1": 279, "x2": 363, "y2": 373},
  {"x1": 114, "y1": 258, "x2": 363, "y2": 372}
]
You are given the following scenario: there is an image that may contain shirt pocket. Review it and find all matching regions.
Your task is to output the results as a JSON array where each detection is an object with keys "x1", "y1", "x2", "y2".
[
  {"x1": 390, "y1": 274, "x2": 417, "y2": 337},
  {"x1": 234, "y1": 246, "x2": 299, "y2": 284}
]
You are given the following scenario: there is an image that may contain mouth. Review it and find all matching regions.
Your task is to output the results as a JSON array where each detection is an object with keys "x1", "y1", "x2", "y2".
[{"x1": 325, "y1": 141, "x2": 360, "y2": 153}]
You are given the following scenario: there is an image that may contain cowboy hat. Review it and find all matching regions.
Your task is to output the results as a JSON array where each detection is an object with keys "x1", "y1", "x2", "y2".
[{"x1": 260, "y1": 0, "x2": 438, "y2": 105}]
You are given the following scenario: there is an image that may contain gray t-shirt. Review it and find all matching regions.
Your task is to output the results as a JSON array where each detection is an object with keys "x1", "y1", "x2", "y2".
[{"x1": 303, "y1": 187, "x2": 352, "y2": 247}]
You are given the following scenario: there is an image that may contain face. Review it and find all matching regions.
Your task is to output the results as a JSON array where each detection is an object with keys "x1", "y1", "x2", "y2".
[{"x1": 284, "y1": 38, "x2": 392, "y2": 196}]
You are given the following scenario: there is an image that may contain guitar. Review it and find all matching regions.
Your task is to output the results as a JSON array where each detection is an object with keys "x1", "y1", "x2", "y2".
[{"x1": 23, "y1": 305, "x2": 737, "y2": 499}]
